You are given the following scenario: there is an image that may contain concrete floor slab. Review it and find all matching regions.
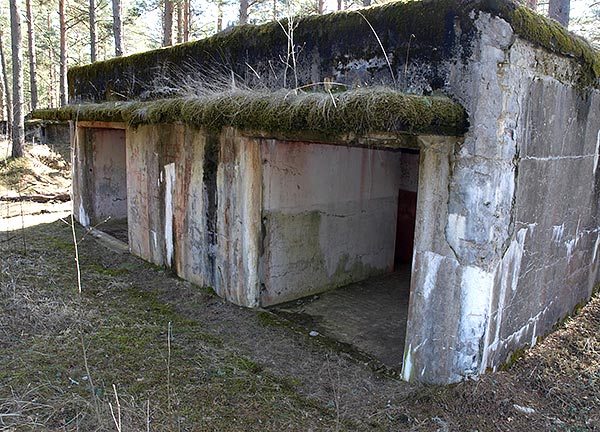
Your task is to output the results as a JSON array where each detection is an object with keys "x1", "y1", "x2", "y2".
[
  {"x1": 271, "y1": 265, "x2": 411, "y2": 369},
  {"x1": 99, "y1": 219, "x2": 129, "y2": 244}
]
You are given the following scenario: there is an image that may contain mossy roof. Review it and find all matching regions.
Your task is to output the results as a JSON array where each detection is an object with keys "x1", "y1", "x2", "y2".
[
  {"x1": 32, "y1": 88, "x2": 468, "y2": 137},
  {"x1": 67, "y1": 0, "x2": 600, "y2": 103}
]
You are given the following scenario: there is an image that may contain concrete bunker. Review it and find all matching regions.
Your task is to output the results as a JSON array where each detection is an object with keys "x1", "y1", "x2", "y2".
[{"x1": 34, "y1": 0, "x2": 600, "y2": 384}]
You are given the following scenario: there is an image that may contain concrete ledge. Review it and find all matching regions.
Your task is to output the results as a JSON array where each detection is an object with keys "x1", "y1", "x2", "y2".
[{"x1": 87, "y1": 227, "x2": 129, "y2": 255}]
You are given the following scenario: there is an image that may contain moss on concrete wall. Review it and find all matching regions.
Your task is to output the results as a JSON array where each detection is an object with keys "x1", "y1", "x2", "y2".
[
  {"x1": 32, "y1": 88, "x2": 468, "y2": 137},
  {"x1": 490, "y1": 0, "x2": 600, "y2": 88}
]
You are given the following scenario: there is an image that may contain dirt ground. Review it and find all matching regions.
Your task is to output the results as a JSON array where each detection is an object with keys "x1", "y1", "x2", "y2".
[{"x1": 1, "y1": 137, "x2": 599, "y2": 431}]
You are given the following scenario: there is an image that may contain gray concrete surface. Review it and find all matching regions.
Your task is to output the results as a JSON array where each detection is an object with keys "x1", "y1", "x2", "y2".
[{"x1": 273, "y1": 265, "x2": 411, "y2": 368}]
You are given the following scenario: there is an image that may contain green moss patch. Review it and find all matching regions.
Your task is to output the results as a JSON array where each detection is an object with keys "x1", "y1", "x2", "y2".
[
  {"x1": 483, "y1": 0, "x2": 600, "y2": 87},
  {"x1": 32, "y1": 88, "x2": 468, "y2": 137}
]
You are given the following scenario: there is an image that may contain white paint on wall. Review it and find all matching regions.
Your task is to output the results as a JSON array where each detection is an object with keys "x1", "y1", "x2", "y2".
[
  {"x1": 402, "y1": 343, "x2": 413, "y2": 381},
  {"x1": 457, "y1": 265, "x2": 495, "y2": 375},
  {"x1": 508, "y1": 228, "x2": 527, "y2": 292},
  {"x1": 164, "y1": 163, "x2": 175, "y2": 268},
  {"x1": 593, "y1": 129, "x2": 600, "y2": 176},
  {"x1": 151, "y1": 229, "x2": 158, "y2": 250},
  {"x1": 480, "y1": 227, "x2": 528, "y2": 372},
  {"x1": 566, "y1": 238, "x2": 577, "y2": 261},
  {"x1": 447, "y1": 213, "x2": 467, "y2": 242},
  {"x1": 421, "y1": 252, "x2": 445, "y2": 300},
  {"x1": 593, "y1": 232, "x2": 600, "y2": 264},
  {"x1": 78, "y1": 201, "x2": 90, "y2": 227},
  {"x1": 489, "y1": 305, "x2": 551, "y2": 373},
  {"x1": 523, "y1": 154, "x2": 596, "y2": 162},
  {"x1": 552, "y1": 224, "x2": 565, "y2": 243}
]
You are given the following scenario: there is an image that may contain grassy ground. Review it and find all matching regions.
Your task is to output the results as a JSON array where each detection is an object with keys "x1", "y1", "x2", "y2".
[{"x1": 1, "y1": 137, "x2": 599, "y2": 431}]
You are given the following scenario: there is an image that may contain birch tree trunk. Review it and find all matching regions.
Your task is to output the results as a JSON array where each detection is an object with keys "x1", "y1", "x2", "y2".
[
  {"x1": 90, "y1": 0, "x2": 97, "y2": 62},
  {"x1": 26, "y1": 0, "x2": 39, "y2": 110},
  {"x1": 59, "y1": 0, "x2": 67, "y2": 106},
  {"x1": 9, "y1": 0, "x2": 25, "y2": 158},
  {"x1": 112, "y1": 0, "x2": 123, "y2": 56},
  {"x1": 0, "y1": 31, "x2": 12, "y2": 137},
  {"x1": 549, "y1": 0, "x2": 570, "y2": 27}
]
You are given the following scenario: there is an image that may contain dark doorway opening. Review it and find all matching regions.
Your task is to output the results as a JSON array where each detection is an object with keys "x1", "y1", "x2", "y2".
[{"x1": 394, "y1": 189, "x2": 418, "y2": 269}]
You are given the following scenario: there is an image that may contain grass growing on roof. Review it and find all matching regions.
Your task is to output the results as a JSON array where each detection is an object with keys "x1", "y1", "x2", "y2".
[{"x1": 33, "y1": 88, "x2": 468, "y2": 136}]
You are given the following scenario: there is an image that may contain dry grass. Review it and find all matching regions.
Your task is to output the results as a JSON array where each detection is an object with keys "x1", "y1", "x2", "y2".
[
  {"x1": 1, "y1": 137, "x2": 600, "y2": 431},
  {"x1": 33, "y1": 87, "x2": 468, "y2": 137}
]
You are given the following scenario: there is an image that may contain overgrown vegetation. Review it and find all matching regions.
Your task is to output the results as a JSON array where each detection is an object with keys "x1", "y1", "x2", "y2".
[{"x1": 33, "y1": 87, "x2": 468, "y2": 137}]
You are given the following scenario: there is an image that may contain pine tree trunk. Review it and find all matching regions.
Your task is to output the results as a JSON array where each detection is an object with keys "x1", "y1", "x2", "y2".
[
  {"x1": 217, "y1": 0, "x2": 223, "y2": 31},
  {"x1": 47, "y1": 12, "x2": 56, "y2": 107},
  {"x1": 163, "y1": 0, "x2": 173, "y2": 46},
  {"x1": 112, "y1": 0, "x2": 123, "y2": 56},
  {"x1": 317, "y1": 0, "x2": 324, "y2": 14},
  {"x1": 183, "y1": 0, "x2": 190, "y2": 41},
  {"x1": 26, "y1": 0, "x2": 39, "y2": 110},
  {"x1": 9, "y1": 0, "x2": 25, "y2": 158},
  {"x1": 0, "y1": 31, "x2": 12, "y2": 137},
  {"x1": 0, "y1": 64, "x2": 4, "y2": 130},
  {"x1": 176, "y1": 0, "x2": 183, "y2": 43},
  {"x1": 239, "y1": 0, "x2": 248, "y2": 25},
  {"x1": 90, "y1": 0, "x2": 97, "y2": 62},
  {"x1": 549, "y1": 0, "x2": 570, "y2": 27},
  {"x1": 337, "y1": 0, "x2": 342, "y2": 11},
  {"x1": 59, "y1": 0, "x2": 68, "y2": 106}
]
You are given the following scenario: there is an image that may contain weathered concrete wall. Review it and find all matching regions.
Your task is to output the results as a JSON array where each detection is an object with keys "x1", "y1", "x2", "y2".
[
  {"x1": 216, "y1": 130, "x2": 262, "y2": 307},
  {"x1": 39, "y1": 121, "x2": 70, "y2": 145},
  {"x1": 127, "y1": 125, "x2": 165, "y2": 265},
  {"x1": 71, "y1": 126, "x2": 127, "y2": 226},
  {"x1": 259, "y1": 141, "x2": 417, "y2": 306},
  {"x1": 71, "y1": 125, "x2": 90, "y2": 227},
  {"x1": 403, "y1": 14, "x2": 600, "y2": 383},
  {"x1": 92, "y1": 129, "x2": 127, "y2": 222},
  {"x1": 124, "y1": 126, "x2": 423, "y2": 308},
  {"x1": 125, "y1": 125, "x2": 262, "y2": 306}
]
